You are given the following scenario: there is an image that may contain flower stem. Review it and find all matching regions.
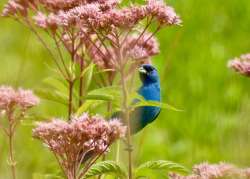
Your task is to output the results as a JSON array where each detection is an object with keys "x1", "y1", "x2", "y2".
[
  {"x1": 79, "y1": 60, "x2": 84, "y2": 107},
  {"x1": 120, "y1": 67, "x2": 133, "y2": 179},
  {"x1": 115, "y1": 140, "x2": 120, "y2": 163},
  {"x1": 8, "y1": 125, "x2": 16, "y2": 179},
  {"x1": 68, "y1": 80, "x2": 74, "y2": 120}
]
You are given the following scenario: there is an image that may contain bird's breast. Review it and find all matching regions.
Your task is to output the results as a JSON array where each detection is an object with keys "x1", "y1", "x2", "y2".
[{"x1": 139, "y1": 83, "x2": 161, "y2": 102}]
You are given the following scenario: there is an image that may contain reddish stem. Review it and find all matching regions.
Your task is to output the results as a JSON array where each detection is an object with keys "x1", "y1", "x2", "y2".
[
  {"x1": 68, "y1": 80, "x2": 74, "y2": 120},
  {"x1": 79, "y1": 59, "x2": 84, "y2": 107}
]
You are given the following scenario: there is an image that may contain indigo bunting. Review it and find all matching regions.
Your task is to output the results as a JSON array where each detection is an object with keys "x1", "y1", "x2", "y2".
[
  {"x1": 114, "y1": 64, "x2": 161, "y2": 134},
  {"x1": 129, "y1": 64, "x2": 161, "y2": 134}
]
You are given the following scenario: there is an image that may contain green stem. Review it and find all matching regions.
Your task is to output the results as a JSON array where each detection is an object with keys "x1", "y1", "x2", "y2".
[
  {"x1": 9, "y1": 132, "x2": 16, "y2": 179},
  {"x1": 79, "y1": 60, "x2": 84, "y2": 107},
  {"x1": 68, "y1": 80, "x2": 74, "y2": 120},
  {"x1": 115, "y1": 140, "x2": 120, "y2": 163},
  {"x1": 7, "y1": 112, "x2": 16, "y2": 179},
  {"x1": 120, "y1": 67, "x2": 133, "y2": 179}
]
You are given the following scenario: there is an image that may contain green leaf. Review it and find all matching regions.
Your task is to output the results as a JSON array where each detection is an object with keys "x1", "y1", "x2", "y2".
[
  {"x1": 135, "y1": 160, "x2": 189, "y2": 176},
  {"x1": 85, "y1": 94, "x2": 115, "y2": 101},
  {"x1": 85, "y1": 86, "x2": 121, "y2": 102},
  {"x1": 32, "y1": 173, "x2": 63, "y2": 179},
  {"x1": 132, "y1": 100, "x2": 182, "y2": 111},
  {"x1": 80, "y1": 63, "x2": 95, "y2": 92},
  {"x1": 35, "y1": 88, "x2": 68, "y2": 106},
  {"x1": 83, "y1": 161, "x2": 126, "y2": 179},
  {"x1": 77, "y1": 86, "x2": 122, "y2": 115},
  {"x1": 76, "y1": 100, "x2": 104, "y2": 115},
  {"x1": 129, "y1": 93, "x2": 182, "y2": 112},
  {"x1": 43, "y1": 77, "x2": 68, "y2": 94},
  {"x1": 68, "y1": 60, "x2": 77, "y2": 80}
]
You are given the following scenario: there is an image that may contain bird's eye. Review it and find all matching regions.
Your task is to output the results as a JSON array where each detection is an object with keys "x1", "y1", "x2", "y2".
[{"x1": 147, "y1": 68, "x2": 154, "y2": 73}]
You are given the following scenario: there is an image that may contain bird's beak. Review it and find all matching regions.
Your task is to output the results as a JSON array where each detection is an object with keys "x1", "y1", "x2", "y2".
[{"x1": 139, "y1": 67, "x2": 147, "y2": 74}]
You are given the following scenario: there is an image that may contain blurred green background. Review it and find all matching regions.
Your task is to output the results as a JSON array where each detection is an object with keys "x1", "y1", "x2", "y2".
[{"x1": 1, "y1": 0, "x2": 250, "y2": 178}]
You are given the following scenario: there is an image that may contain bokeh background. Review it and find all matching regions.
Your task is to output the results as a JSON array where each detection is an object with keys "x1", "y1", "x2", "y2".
[{"x1": 1, "y1": 0, "x2": 250, "y2": 178}]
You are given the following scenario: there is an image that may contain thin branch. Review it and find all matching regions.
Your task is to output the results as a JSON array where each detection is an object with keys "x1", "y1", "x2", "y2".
[
  {"x1": 79, "y1": 57, "x2": 84, "y2": 107},
  {"x1": 21, "y1": 18, "x2": 68, "y2": 79},
  {"x1": 130, "y1": 16, "x2": 154, "y2": 49},
  {"x1": 68, "y1": 80, "x2": 74, "y2": 120},
  {"x1": 81, "y1": 31, "x2": 107, "y2": 60},
  {"x1": 52, "y1": 151, "x2": 68, "y2": 178},
  {"x1": 77, "y1": 145, "x2": 110, "y2": 179},
  {"x1": 143, "y1": 24, "x2": 161, "y2": 45},
  {"x1": 52, "y1": 33, "x2": 71, "y2": 79}
]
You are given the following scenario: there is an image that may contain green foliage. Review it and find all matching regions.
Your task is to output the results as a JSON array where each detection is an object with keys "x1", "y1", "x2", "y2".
[
  {"x1": 35, "y1": 88, "x2": 68, "y2": 106},
  {"x1": 83, "y1": 161, "x2": 127, "y2": 179},
  {"x1": 32, "y1": 173, "x2": 63, "y2": 179},
  {"x1": 43, "y1": 77, "x2": 68, "y2": 95},
  {"x1": 135, "y1": 160, "x2": 189, "y2": 178},
  {"x1": 76, "y1": 86, "x2": 121, "y2": 114},
  {"x1": 79, "y1": 63, "x2": 95, "y2": 92},
  {"x1": 132, "y1": 100, "x2": 182, "y2": 111},
  {"x1": 85, "y1": 86, "x2": 121, "y2": 101},
  {"x1": 76, "y1": 100, "x2": 105, "y2": 115}
]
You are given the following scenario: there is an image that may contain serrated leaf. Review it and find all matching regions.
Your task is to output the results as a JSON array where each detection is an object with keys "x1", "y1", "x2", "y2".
[
  {"x1": 135, "y1": 160, "x2": 189, "y2": 176},
  {"x1": 83, "y1": 161, "x2": 126, "y2": 179}
]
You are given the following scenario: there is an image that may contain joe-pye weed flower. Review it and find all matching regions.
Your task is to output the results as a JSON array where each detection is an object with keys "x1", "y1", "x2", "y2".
[
  {"x1": 169, "y1": 162, "x2": 250, "y2": 179},
  {"x1": 0, "y1": 85, "x2": 39, "y2": 179},
  {"x1": 228, "y1": 53, "x2": 250, "y2": 77},
  {"x1": 33, "y1": 113, "x2": 126, "y2": 179}
]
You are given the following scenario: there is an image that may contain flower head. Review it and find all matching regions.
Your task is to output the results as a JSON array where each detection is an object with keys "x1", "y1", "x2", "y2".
[
  {"x1": 16, "y1": 88, "x2": 40, "y2": 110},
  {"x1": 33, "y1": 113, "x2": 126, "y2": 176},
  {"x1": 0, "y1": 85, "x2": 39, "y2": 111},
  {"x1": 170, "y1": 162, "x2": 250, "y2": 179},
  {"x1": 126, "y1": 33, "x2": 159, "y2": 60},
  {"x1": 228, "y1": 53, "x2": 250, "y2": 77},
  {"x1": 2, "y1": 0, "x2": 28, "y2": 17},
  {"x1": 0, "y1": 86, "x2": 16, "y2": 110},
  {"x1": 146, "y1": 0, "x2": 181, "y2": 25}
]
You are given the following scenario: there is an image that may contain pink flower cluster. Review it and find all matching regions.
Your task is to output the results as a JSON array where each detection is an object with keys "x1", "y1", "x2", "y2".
[
  {"x1": 2, "y1": 0, "x2": 181, "y2": 71},
  {"x1": 0, "y1": 85, "x2": 39, "y2": 112},
  {"x1": 33, "y1": 113, "x2": 126, "y2": 177},
  {"x1": 170, "y1": 162, "x2": 250, "y2": 179},
  {"x1": 228, "y1": 53, "x2": 250, "y2": 77},
  {"x1": 87, "y1": 33, "x2": 159, "y2": 69},
  {"x1": 2, "y1": 0, "x2": 181, "y2": 28},
  {"x1": 126, "y1": 33, "x2": 160, "y2": 60}
]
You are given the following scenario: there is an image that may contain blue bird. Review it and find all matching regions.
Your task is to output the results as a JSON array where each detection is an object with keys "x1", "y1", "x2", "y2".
[{"x1": 128, "y1": 64, "x2": 161, "y2": 134}]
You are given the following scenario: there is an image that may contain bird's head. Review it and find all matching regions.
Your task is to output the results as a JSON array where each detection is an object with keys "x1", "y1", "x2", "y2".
[{"x1": 139, "y1": 64, "x2": 159, "y2": 84}]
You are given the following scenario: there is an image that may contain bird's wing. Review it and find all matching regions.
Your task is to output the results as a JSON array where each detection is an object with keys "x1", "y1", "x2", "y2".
[{"x1": 149, "y1": 108, "x2": 161, "y2": 124}]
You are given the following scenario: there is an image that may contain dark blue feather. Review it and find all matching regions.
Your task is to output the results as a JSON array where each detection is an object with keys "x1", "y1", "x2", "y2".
[{"x1": 114, "y1": 64, "x2": 161, "y2": 134}]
